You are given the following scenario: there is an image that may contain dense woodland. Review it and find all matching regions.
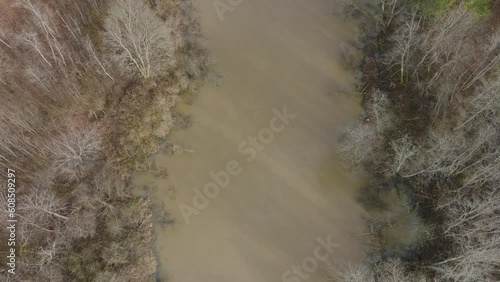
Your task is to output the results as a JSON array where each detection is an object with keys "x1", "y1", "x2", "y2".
[
  {"x1": 0, "y1": 0, "x2": 213, "y2": 281},
  {"x1": 335, "y1": 0, "x2": 499, "y2": 281}
]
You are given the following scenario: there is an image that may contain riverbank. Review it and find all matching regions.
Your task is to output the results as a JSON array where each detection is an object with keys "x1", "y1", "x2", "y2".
[
  {"x1": 0, "y1": 0, "x2": 211, "y2": 281},
  {"x1": 335, "y1": 0, "x2": 499, "y2": 281}
]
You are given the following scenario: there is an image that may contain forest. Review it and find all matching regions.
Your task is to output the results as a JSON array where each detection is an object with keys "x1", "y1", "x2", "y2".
[
  {"x1": 335, "y1": 0, "x2": 499, "y2": 281},
  {"x1": 0, "y1": 0, "x2": 213, "y2": 280},
  {"x1": 0, "y1": 0, "x2": 498, "y2": 281}
]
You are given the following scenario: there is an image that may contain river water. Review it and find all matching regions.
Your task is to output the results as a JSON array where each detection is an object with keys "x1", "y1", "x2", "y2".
[{"x1": 139, "y1": 0, "x2": 366, "y2": 281}]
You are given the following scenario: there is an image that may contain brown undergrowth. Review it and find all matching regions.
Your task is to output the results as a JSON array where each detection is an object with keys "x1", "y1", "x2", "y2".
[{"x1": 0, "y1": 0, "x2": 214, "y2": 281}]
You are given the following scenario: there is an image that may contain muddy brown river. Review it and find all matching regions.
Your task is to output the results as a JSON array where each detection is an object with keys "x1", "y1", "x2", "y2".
[{"x1": 137, "y1": 0, "x2": 366, "y2": 281}]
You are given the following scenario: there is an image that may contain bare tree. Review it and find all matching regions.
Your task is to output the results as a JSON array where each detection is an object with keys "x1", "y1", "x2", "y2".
[
  {"x1": 384, "y1": 8, "x2": 420, "y2": 83},
  {"x1": 389, "y1": 134, "x2": 419, "y2": 175},
  {"x1": 16, "y1": 186, "x2": 69, "y2": 248},
  {"x1": 103, "y1": 0, "x2": 175, "y2": 78},
  {"x1": 456, "y1": 75, "x2": 500, "y2": 130},
  {"x1": 401, "y1": 125, "x2": 494, "y2": 180},
  {"x1": 434, "y1": 191, "x2": 500, "y2": 282},
  {"x1": 19, "y1": 186, "x2": 68, "y2": 223},
  {"x1": 333, "y1": 259, "x2": 425, "y2": 282},
  {"x1": 334, "y1": 264, "x2": 375, "y2": 282},
  {"x1": 17, "y1": 30, "x2": 53, "y2": 67},
  {"x1": 15, "y1": 0, "x2": 67, "y2": 67},
  {"x1": 460, "y1": 31, "x2": 500, "y2": 91},
  {"x1": 35, "y1": 241, "x2": 62, "y2": 270},
  {"x1": 434, "y1": 236, "x2": 500, "y2": 282},
  {"x1": 374, "y1": 259, "x2": 414, "y2": 282},
  {"x1": 459, "y1": 154, "x2": 500, "y2": 191},
  {"x1": 66, "y1": 208, "x2": 98, "y2": 239},
  {"x1": 440, "y1": 189, "x2": 500, "y2": 234},
  {"x1": 380, "y1": 0, "x2": 408, "y2": 29},
  {"x1": 86, "y1": 39, "x2": 114, "y2": 81},
  {"x1": 337, "y1": 122, "x2": 379, "y2": 167},
  {"x1": 340, "y1": 0, "x2": 408, "y2": 32},
  {"x1": 414, "y1": 6, "x2": 475, "y2": 75},
  {"x1": 24, "y1": 65, "x2": 53, "y2": 91},
  {"x1": 0, "y1": 101, "x2": 49, "y2": 169},
  {"x1": 367, "y1": 90, "x2": 396, "y2": 135},
  {"x1": 0, "y1": 26, "x2": 12, "y2": 50},
  {"x1": 49, "y1": 125, "x2": 101, "y2": 180}
]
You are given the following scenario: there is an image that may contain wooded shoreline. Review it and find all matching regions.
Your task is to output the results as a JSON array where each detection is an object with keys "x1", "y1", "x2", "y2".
[
  {"x1": 334, "y1": 1, "x2": 500, "y2": 281},
  {"x1": 0, "y1": 0, "x2": 214, "y2": 280}
]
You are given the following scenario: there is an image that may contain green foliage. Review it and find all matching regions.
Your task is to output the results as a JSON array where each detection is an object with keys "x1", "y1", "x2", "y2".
[
  {"x1": 415, "y1": 0, "x2": 490, "y2": 16},
  {"x1": 465, "y1": 0, "x2": 490, "y2": 17},
  {"x1": 415, "y1": 0, "x2": 456, "y2": 15}
]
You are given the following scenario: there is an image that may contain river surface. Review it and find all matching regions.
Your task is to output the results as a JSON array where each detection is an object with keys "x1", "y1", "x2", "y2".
[{"x1": 138, "y1": 1, "x2": 366, "y2": 281}]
